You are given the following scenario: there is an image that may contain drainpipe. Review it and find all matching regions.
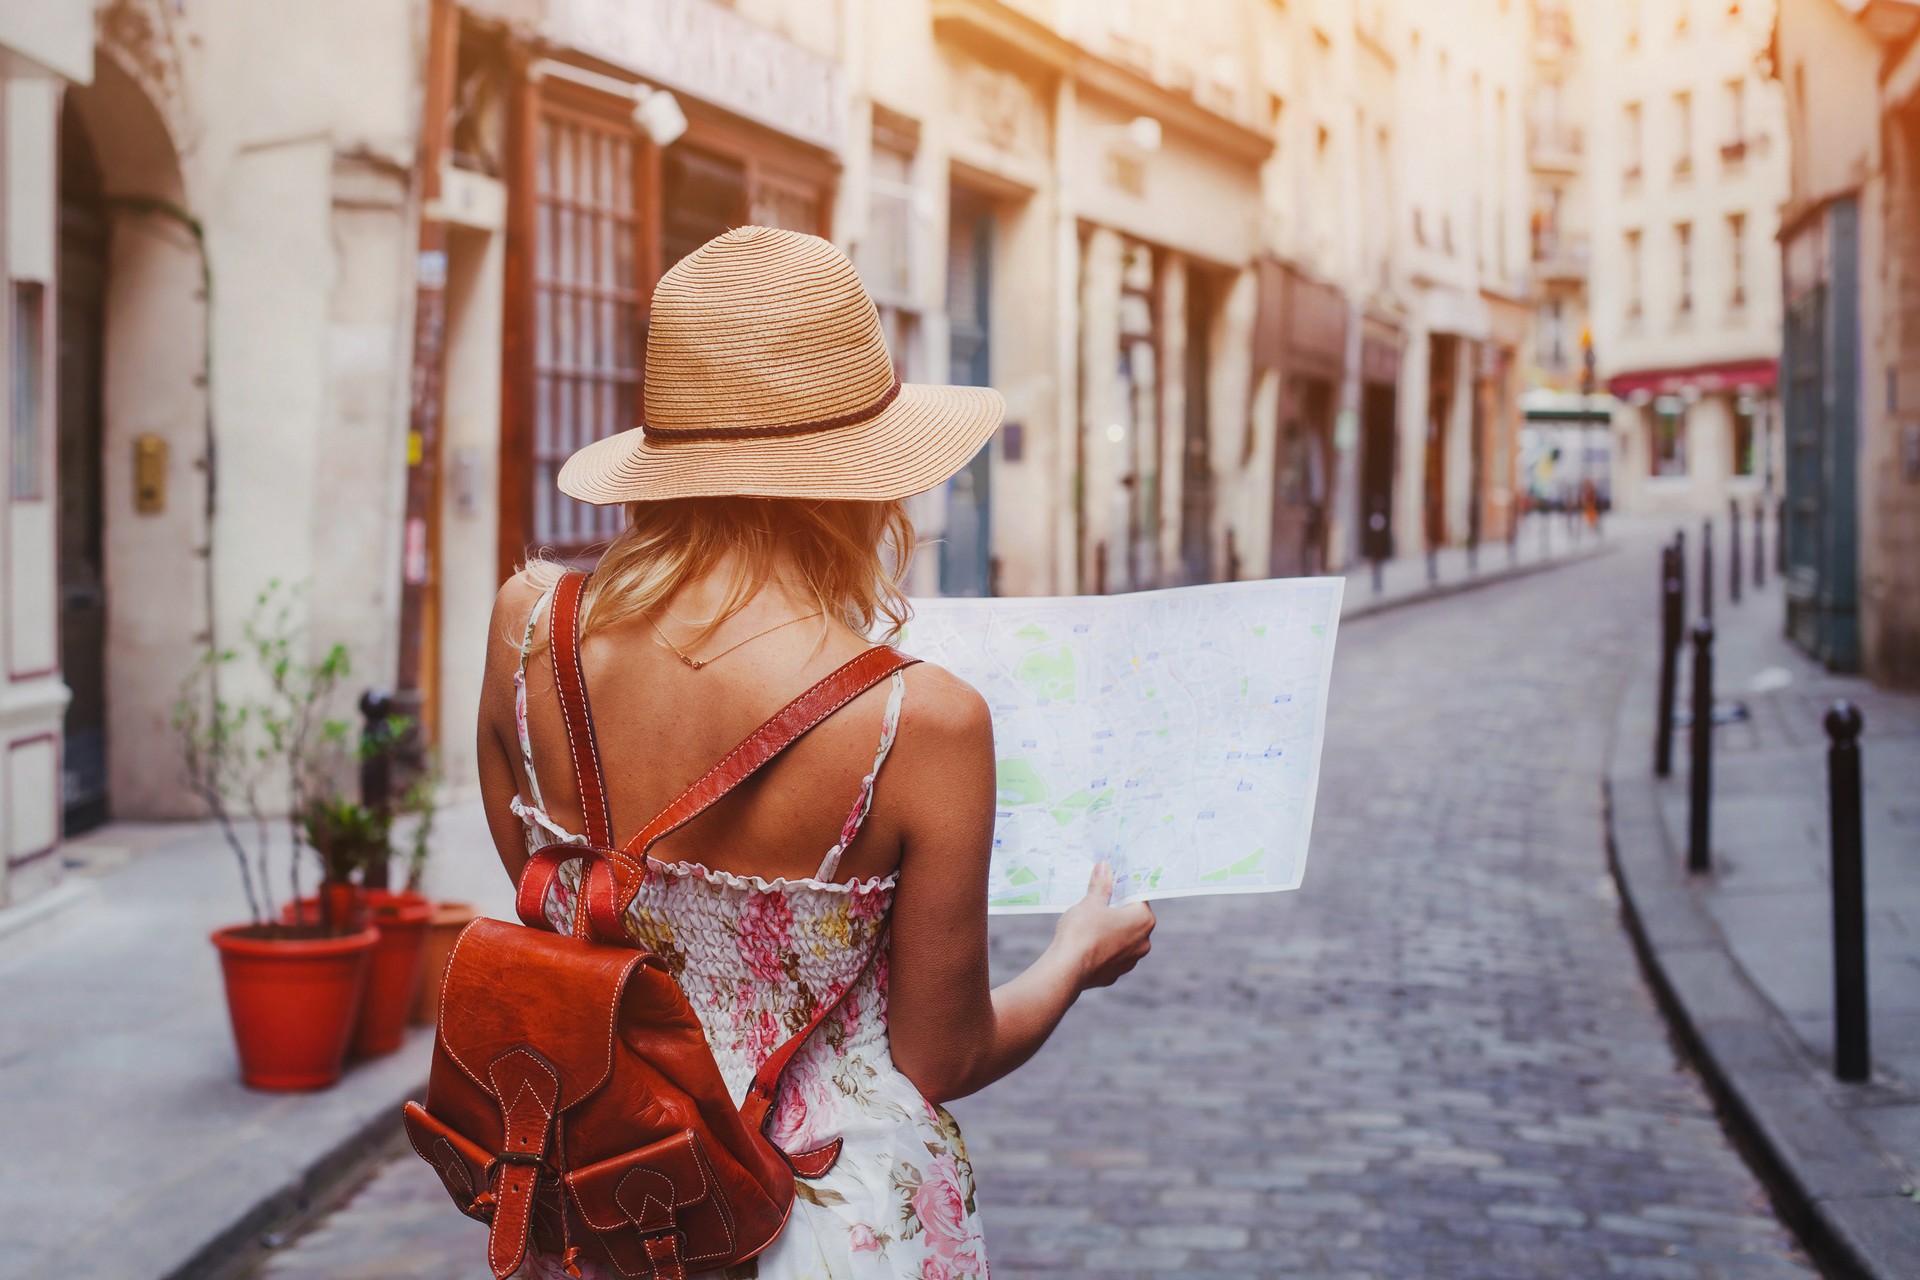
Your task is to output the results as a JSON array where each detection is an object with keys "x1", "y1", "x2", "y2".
[{"x1": 392, "y1": 0, "x2": 460, "y2": 770}]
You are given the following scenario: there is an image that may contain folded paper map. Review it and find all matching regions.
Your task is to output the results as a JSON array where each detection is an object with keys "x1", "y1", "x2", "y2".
[{"x1": 898, "y1": 578, "x2": 1342, "y2": 913}]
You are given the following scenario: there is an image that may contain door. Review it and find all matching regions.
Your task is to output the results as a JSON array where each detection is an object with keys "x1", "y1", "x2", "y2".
[
  {"x1": 1269, "y1": 377, "x2": 1330, "y2": 577},
  {"x1": 940, "y1": 195, "x2": 993, "y2": 596},
  {"x1": 57, "y1": 108, "x2": 110, "y2": 833},
  {"x1": 1359, "y1": 382, "x2": 1397, "y2": 560},
  {"x1": 1178, "y1": 272, "x2": 1213, "y2": 584},
  {"x1": 1424, "y1": 334, "x2": 1457, "y2": 550}
]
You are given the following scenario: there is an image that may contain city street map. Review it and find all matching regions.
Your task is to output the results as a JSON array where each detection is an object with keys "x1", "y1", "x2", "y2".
[{"x1": 898, "y1": 577, "x2": 1343, "y2": 913}]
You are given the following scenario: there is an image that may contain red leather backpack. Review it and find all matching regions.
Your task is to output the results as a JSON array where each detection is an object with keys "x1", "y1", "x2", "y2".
[{"x1": 403, "y1": 570, "x2": 916, "y2": 1279}]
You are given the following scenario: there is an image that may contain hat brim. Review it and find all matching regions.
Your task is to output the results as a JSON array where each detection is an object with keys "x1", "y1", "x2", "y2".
[{"x1": 556, "y1": 383, "x2": 1005, "y2": 505}]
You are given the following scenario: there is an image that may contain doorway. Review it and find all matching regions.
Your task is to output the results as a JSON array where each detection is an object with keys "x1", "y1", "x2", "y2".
[
  {"x1": 1359, "y1": 381, "x2": 1397, "y2": 561},
  {"x1": 56, "y1": 103, "x2": 110, "y2": 834},
  {"x1": 1269, "y1": 377, "x2": 1331, "y2": 577},
  {"x1": 941, "y1": 193, "x2": 993, "y2": 597},
  {"x1": 1425, "y1": 334, "x2": 1457, "y2": 551}
]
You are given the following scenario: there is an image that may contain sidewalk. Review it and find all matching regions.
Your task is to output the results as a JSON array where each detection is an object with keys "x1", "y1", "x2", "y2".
[
  {"x1": 1341, "y1": 509, "x2": 1613, "y2": 620},
  {"x1": 0, "y1": 800, "x2": 515, "y2": 1280},
  {"x1": 1606, "y1": 561, "x2": 1920, "y2": 1278}
]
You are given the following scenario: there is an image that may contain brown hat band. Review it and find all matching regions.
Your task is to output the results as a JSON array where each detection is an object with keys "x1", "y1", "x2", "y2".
[{"x1": 642, "y1": 377, "x2": 904, "y2": 444}]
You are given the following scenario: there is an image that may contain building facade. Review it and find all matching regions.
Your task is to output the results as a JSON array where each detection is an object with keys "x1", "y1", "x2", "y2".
[
  {"x1": 7, "y1": 0, "x2": 1546, "y2": 906},
  {"x1": 1588, "y1": 0, "x2": 1789, "y2": 519},
  {"x1": 1, "y1": 1, "x2": 96, "y2": 904},
  {"x1": 1773, "y1": 0, "x2": 1920, "y2": 687}
]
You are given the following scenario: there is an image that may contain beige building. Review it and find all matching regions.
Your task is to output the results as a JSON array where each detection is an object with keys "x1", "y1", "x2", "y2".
[
  {"x1": 1588, "y1": 0, "x2": 1789, "y2": 518},
  {"x1": 1, "y1": 1, "x2": 96, "y2": 903},
  {"x1": 1389, "y1": 1, "x2": 1533, "y2": 564},
  {"x1": 5, "y1": 0, "x2": 1545, "y2": 905},
  {"x1": 1772, "y1": 0, "x2": 1920, "y2": 688}
]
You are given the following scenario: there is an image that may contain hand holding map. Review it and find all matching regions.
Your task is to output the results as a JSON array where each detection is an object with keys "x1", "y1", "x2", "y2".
[{"x1": 898, "y1": 577, "x2": 1342, "y2": 913}]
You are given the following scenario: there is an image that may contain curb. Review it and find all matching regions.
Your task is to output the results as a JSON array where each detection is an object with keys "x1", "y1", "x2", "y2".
[
  {"x1": 1603, "y1": 663, "x2": 1919, "y2": 1280},
  {"x1": 1342, "y1": 541, "x2": 1615, "y2": 623}
]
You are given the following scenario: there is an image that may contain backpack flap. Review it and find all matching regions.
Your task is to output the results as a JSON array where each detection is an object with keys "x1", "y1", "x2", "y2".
[
  {"x1": 566, "y1": 1128, "x2": 746, "y2": 1279},
  {"x1": 438, "y1": 918, "x2": 657, "y2": 1111}
]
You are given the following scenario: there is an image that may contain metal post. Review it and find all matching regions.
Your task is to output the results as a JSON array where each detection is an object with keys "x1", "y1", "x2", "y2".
[
  {"x1": 1729, "y1": 499, "x2": 1743, "y2": 605},
  {"x1": 1753, "y1": 497, "x2": 1765, "y2": 590},
  {"x1": 1688, "y1": 620, "x2": 1714, "y2": 874},
  {"x1": 1825, "y1": 701, "x2": 1869, "y2": 1082},
  {"x1": 1702, "y1": 518, "x2": 1716, "y2": 616},
  {"x1": 1371, "y1": 555, "x2": 1384, "y2": 595},
  {"x1": 1675, "y1": 528, "x2": 1687, "y2": 617},
  {"x1": 358, "y1": 688, "x2": 396, "y2": 889},
  {"x1": 1427, "y1": 546, "x2": 1438, "y2": 587},
  {"x1": 1655, "y1": 546, "x2": 1683, "y2": 776}
]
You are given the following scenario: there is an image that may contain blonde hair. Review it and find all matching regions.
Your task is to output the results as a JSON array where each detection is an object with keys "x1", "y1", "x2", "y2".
[{"x1": 525, "y1": 498, "x2": 917, "y2": 648}]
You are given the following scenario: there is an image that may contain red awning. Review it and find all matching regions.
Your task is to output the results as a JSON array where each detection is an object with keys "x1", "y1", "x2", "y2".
[{"x1": 1606, "y1": 358, "x2": 1777, "y2": 398}]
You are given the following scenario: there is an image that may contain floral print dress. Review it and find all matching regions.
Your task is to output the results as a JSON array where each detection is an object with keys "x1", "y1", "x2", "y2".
[{"x1": 510, "y1": 588, "x2": 989, "y2": 1280}]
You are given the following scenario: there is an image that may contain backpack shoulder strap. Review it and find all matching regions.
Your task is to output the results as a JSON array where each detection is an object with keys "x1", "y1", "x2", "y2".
[
  {"x1": 576, "y1": 647, "x2": 919, "y2": 942},
  {"x1": 550, "y1": 569, "x2": 613, "y2": 848}
]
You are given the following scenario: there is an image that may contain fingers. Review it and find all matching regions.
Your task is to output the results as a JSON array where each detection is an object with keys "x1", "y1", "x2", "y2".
[{"x1": 1083, "y1": 860, "x2": 1116, "y2": 905}]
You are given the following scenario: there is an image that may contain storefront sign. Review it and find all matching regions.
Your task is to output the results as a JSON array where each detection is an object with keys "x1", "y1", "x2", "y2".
[{"x1": 545, "y1": 0, "x2": 846, "y2": 153}]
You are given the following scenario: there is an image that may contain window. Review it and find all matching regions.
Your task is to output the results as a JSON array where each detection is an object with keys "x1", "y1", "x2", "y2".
[
  {"x1": 1676, "y1": 222, "x2": 1694, "y2": 317},
  {"x1": 1648, "y1": 396, "x2": 1688, "y2": 476},
  {"x1": 1537, "y1": 296, "x2": 1567, "y2": 371},
  {"x1": 865, "y1": 110, "x2": 920, "y2": 380},
  {"x1": 1624, "y1": 102, "x2": 1643, "y2": 182},
  {"x1": 1728, "y1": 212, "x2": 1747, "y2": 309},
  {"x1": 1673, "y1": 91, "x2": 1693, "y2": 177},
  {"x1": 10, "y1": 281, "x2": 45, "y2": 501},
  {"x1": 1723, "y1": 78, "x2": 1748, "y2": 163},
  {"x1": 528, "y1": 96, "x2": 643, "y2": 550},
  {"x1": 1731, "y1": 395, "x2": 1758, "y2": 475},
  {"x1": 1625, "y1": 229, "x2": 1644, "y2": 321}
]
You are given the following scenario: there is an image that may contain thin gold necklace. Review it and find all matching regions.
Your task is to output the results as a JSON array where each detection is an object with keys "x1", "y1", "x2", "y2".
[{"x1": 647, "y1": 610, "x2": 822, "y2": 670}]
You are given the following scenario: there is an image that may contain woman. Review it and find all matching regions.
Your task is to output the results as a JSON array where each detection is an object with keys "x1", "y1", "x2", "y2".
[{"x1": 476, "y1": 226, "x2": 1155, "y2": 1279}]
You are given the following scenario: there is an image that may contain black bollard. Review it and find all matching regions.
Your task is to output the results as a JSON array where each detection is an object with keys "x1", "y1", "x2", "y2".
[
  {"x1": 1655, "y1": 545, "x2": 1684, "y2": 777},
  {"x1": 1825, "y1": 701, "x2": 1870, "y2": 1082},
  {"x1": 1729, "y1": 499, "x2": 1743, "y2": 605},
  {"x1": 1427, "y1": 547, "x2": 1438, "y2": 587},
  {"x1": 1675, "y1": 528, "x2": 1688, "y2": 618},
  {"x1": 1371, "y1": 555, "x2": 1383, "y2": 595},
  {"x1": 1701, "y1": 519, "x2": 1714, "y2": 621},
  {"x1": 1688, "y1": 620, "x2": 1714, "y2": 874},
  {"x1": 1753, "y1": 497, "x2": 1765, "y2": 590}
]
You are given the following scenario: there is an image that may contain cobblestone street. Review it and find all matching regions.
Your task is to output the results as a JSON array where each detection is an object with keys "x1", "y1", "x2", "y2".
[{"x1": 255, "y1": 544, "x2": 1818, "y2": 1279}]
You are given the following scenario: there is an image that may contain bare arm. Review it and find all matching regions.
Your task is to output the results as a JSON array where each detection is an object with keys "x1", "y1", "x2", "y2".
[
  {"x1": 476, "y1": 575, "x2": 544, "y2": 884},
  {"x1": 883, "y1": 667, "x2": 1154, "y2": 1103}
]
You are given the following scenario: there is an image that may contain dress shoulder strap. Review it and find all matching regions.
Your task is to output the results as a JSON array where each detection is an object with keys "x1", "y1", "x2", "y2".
[{"x1": 813, "y1": 670, "x2": 906, "y2": 882}]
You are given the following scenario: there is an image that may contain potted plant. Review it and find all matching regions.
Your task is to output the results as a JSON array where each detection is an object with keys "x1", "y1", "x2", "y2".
[{"x1": 176, "y1": 583, "x2": 377, "y2": 1092}]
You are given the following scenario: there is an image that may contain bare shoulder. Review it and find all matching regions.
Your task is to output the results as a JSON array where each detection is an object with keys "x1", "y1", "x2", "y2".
[
  {"x1": 896, "y1": 661, "x2": 992, "y2": 754},
  {"x1": 489, "y1": 568, "x2": 547, "y2": 637}
]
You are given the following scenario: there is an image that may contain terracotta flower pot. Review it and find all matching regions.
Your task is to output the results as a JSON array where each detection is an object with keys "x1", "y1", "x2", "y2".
[
  {"x1": 410, "y1": 900, "x2": 479, "y2": 1027},
  {"x1": 351, "y1": 889, "x2": 434, "y2": 1058},
  {"x1": 212, "y1": 922, "x2": 379, "y2": 1091}
]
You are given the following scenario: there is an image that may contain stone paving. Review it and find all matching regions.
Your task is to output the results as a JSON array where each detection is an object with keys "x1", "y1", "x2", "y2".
[{"x1": 253, "y1": 540, "x2": 1817, "y2": 1279}]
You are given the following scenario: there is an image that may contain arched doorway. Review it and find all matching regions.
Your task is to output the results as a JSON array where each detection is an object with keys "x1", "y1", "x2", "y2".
[
  {"x1": 61, "y1": 50, "x2": 206, "y2": 820},
  {"x1": 56, "y1": 98, "x2": 110, "y2": 833}
]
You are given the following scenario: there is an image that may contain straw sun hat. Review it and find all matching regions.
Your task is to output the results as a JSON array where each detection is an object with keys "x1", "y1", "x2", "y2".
[{"x1": 558, "y1": 225, "x2": 1004, "y2": 504}]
